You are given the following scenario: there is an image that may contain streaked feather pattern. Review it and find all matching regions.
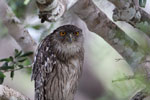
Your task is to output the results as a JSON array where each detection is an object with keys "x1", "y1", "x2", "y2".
[{"x1": 32, "y1": 25, "x2": 84, "y2": 100}]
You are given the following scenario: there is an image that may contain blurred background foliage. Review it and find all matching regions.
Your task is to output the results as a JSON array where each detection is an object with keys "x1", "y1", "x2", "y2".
[
  {"x1": 136, "y1": 22, "x2": 150, "y2": 35},
  {"x1": 7, "y1": 0, "x2": 27, "y2": 18},
  {"x1": 0, "y1": 0, "x2": 150, "y2": 100}
]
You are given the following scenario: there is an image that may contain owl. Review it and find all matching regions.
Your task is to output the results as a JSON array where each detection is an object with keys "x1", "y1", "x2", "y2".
[{"x1": 31, "y1": 25, "x2": 84, "y2": 100}]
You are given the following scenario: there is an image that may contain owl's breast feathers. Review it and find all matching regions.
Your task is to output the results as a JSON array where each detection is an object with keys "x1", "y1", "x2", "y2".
[{"x1": 31, "y1": 35, "x2": 84, "y2": 100}]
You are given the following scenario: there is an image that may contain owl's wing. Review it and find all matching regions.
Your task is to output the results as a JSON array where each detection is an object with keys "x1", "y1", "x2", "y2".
[
  {"x1": 31, "y1": 36, "x2": 54, "y2": 80},
  {"x1": 31, "y1": 38, "x2": 55, "y2": 100}
]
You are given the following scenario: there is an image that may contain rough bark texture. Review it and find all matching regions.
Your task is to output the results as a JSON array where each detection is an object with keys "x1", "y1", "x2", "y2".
[
  {"x1": 108, "y1": 0, "x2": 150, "y2": 34},
  {"x1": 36, "y1": 0, "x2": 78, "y2": 22},
  {"x1": 72, "y1": 0, "x2": 140, "y2": 67},
  {"x1": 91, "y1": 0, "x2": 150, "y2": 99},
  {"x1": 108, "y1": 0, "x2": 150, "y2": 24},
  {"x1": 72, "y1": 1, "x2": 150, "y2": 99},
  {"x1": 92, "y1": 0, "x2": 150, "y2": 54},
  {"x1": 0, "y1": 85, "x2": 30, "y2": 100},
  {"x1": 0, "y1": 0, "x2": 37, "y2": 60}
]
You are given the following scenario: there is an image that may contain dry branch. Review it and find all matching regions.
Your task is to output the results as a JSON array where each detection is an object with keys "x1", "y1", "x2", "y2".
[
  {"x1": 0, "y1": 85, "x2": 31, "y2": 100},
  {"x1": 36, "y1": 0, "x2": 78, "y2": 22}
]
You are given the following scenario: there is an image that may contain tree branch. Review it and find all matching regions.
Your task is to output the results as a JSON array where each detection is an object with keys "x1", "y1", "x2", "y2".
[
  {"x1": 91, "y1": 0, "x2": 150, "y2": 53},
  {"x1": 108, "y1": 0, "x2": 150, "y2": 27},
  {"x1": 0, "y1": 85, "x2": 31, "y2": 100},
  {"x1": 36, "y1": 0, "x2": 79, "y2": 23},
  {"x1": 0, "y1": 0, "x2": 37, "y2": 60},
  {"x1": 87, "y1": 0, "x2": 150, "y2": 99},
  {"x1": 72, "y1": 0, "x2": 140, "y2": 67}
]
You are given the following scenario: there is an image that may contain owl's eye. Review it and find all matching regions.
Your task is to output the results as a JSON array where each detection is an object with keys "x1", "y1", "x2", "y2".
[
  {"x1": 60, "y1": 32, "x2": 66, "y2": 36},
  {"x1": 75, "y1": 32, "x2": 79, "y2": 36}
]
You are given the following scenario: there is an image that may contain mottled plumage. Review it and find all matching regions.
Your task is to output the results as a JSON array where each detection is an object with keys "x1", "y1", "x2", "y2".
[{"x1": 32, "y1": 25, "x2": 84, "y2": 100}]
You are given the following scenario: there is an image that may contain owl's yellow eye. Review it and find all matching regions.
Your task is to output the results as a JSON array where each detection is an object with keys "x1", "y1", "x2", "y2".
[
  {"x1": 60, "y1": 32, "x2": 66, "y2": 36},
  {"x1": 75, "y1": 32, "x2": 79, "y2": 36}
]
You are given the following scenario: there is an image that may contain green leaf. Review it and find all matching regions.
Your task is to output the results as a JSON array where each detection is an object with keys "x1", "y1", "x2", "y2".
[
  {"x1": 0, "y1": 71, "x2": 5, "y2": 78},
  {"x1": 15, "y1": 49, "x2": 19, "y2": 54},
  {"x1": 10, "y1": 71, "x2": 14, "y2": 79},
  {"x1": 18, "y1": 65, "x2": 24, "y2": 68},
  {"x1": 0, "y1": 66, "x2": 14, "y2": 70},
  {"x1": 15, "y1": 50, "x2": 22, "y2": 58},
  {"x1": 20, "y1": 51, "x2": 33, "y2": 57},
  {"x1": 0, "y1": 58, "x2": 12, "y2": 62},
  {"x1": 18, "y1": 58, "x2": 27, "y2": 62},
  {"x1": 23, "y1": 59, "x2": 31, "y2": 66},
  {"x1": 9, "y1": 56, "x2": 13, "y2": 61},
  {"x1": 0, "y1": 71, "x2": 5, "y2": 84},
  {"x1": 32, "y1": 25, "x2": 42, "y2": 30}
]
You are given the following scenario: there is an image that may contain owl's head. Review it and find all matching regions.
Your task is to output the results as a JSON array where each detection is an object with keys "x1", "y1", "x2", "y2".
[
  {"x1": 51, "y1": 25, "x2": 84, "y2": 56},
  {"x1": 53, "y1": 25, "x2": 83, "y2": 43}
]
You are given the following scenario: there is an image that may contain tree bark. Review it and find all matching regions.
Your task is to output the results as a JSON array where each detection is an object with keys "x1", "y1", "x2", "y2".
[
  {"x1": 108, "y1": 0, "x2": 150, "y2": 24},
  {"x1": 0, "y1": 85, "x2": 31, "y2": 100},
  {"x1": 91, "y1": 0, "x2": 150, "y2": 54},
  {"x1": 36, "y1": 0, "x2": 79, "y2": 22},
  {"x1": 108, "y1": 0, "x2": 150, "y2": 36},
  {"x1": 72, "y1": 0, "x2": 140, "y2": 67},
  {"x1": 0, "y1": 0, "x2": 37, "y2": 60}
]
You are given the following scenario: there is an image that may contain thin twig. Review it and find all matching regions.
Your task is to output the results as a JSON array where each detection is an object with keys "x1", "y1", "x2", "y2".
[{"x1": 1, "y1": 65, "x2": 32, "y2": 73}]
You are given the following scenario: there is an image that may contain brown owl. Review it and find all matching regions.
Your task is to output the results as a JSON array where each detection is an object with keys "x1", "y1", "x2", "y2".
[{"x1": 31, "y1": 25, "x2": 84, "y2": 100}]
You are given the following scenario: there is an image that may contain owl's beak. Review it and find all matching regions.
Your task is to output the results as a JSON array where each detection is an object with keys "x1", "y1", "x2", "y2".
[{"x1": 68, "y1": 34, "x2": 73, "y2": 43}]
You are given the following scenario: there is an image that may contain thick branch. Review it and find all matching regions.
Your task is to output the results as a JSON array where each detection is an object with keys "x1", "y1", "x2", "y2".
[
  {"x1": 88, "y1": 0, "x2": 150, "y2": 99},
  {"x1": 0, "y1": 0, "x2": 37, "y2": 60},
  {"x1": 108, "y1": 0, "x2": 139, "y2": 9},
  {"x1": 108, "y1": 0, "x2": 150, "y2": 26},
  {"x1": 72, "y1": 0, "x2": 140, "y2": 67},
  {"x1": 36, "y1": 0, "x2": 78, "y2": 22},
  {"x1": 0, "y1": 85, "x2": 31, "y2": 100},
  {"x1": 92, "y1": 0, "x2": 150, "y2": 53}
]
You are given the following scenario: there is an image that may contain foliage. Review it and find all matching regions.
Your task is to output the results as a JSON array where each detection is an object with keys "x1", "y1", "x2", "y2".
[
  {"x1": 139, "y1": 0, "x2": 147, "y2": 8},
  {"x1": 113, "y1": 29, "x2": 145, "y2": 68},
  {"x1": 136, "y1": 22, "x2": 150, "y2": 35},
  {"x1": 0, "y1": 21, "x2": 8, "y2": 37},
  {"x1": 0, "y1": 49, "x2": 33, "y2": 84},
  {"x1": 7, "y1": 0, "x2": 31, "y2": 18},
  {"x1": 112, "y1": 72, "x2": 150, "y2": 99}
]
